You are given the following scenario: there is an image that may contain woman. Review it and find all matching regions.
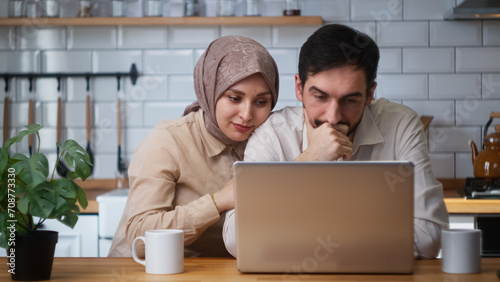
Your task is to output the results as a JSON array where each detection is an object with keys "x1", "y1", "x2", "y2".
[{"x1": 108, "y1": 35, "x2": 279, "y2": 258}]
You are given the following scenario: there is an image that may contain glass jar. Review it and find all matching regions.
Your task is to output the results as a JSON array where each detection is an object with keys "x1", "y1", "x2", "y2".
[
  {"x1": 283, "y1": 0, "x2": 300, "y2": 16},
  {"x1": 25, "y1": 0, "x2": 40, "y2": 18},
  {"x1": 143, "y1": 0, "x2": 162, "y2": 16},
  {"x1": 40, "y1": 0, "x2": 60, "y2": 17},
  {"x1": 243, "y1": 0, "x2": 259, "y2": 16},
  {"x1": 184, "y1": 0, "x2": 205, "y2": 16},
  {"x1": 216, "y1": 0, "x2": 235, "y2": 17},
  {"x1": 8, "y1": 0, "x2": 24, "y2": 17},
  {"x1": 111, "y1": 0, "x2": 124, "y2": 17}
]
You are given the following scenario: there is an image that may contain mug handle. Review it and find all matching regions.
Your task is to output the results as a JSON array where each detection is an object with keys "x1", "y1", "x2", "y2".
[{"x1": 132, "y1": 236, "x2": 146, "y2": 266}]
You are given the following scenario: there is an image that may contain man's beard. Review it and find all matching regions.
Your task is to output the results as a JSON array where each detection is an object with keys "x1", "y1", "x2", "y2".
[
  {"x1": 313, "y1": 119, "x2": 360, "y2": 137},
  {"x1": 302, "y1": 104, "x2": 362, "y2": 137}
]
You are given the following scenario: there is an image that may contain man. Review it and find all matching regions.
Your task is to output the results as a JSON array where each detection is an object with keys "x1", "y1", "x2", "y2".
[{"x1": 222, "y1": 24, "x2": 449, "y2": 259}]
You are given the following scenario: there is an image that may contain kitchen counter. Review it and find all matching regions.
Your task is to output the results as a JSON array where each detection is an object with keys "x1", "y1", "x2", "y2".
[
  {"x1": 2, "y1": 257, "x2": 500, "y2": 281},
  {"x1": 444, "y1": 198, "x2": 500, "y2": 213},
  {"x1": 441, "y1": 178, "x2": 500, "y2": 214}
]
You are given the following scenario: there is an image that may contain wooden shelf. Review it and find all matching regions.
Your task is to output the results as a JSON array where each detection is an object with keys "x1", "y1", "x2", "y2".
[{"x1": 0, "y1": 16, "x2": 323, "y2": 26}]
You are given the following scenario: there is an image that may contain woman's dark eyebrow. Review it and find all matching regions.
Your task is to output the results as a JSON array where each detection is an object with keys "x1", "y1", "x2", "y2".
[
  {"x1": 228, "y1": 89, "x2": 273, "y2": 96},
  {"x1": 308, "y1": 86, "x2": 363, "y2": 98}
]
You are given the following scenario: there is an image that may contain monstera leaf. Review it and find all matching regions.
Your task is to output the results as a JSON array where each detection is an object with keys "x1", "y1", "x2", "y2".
[{"x1": 0, "y1": 124, "x2": 92, "y2": 249}]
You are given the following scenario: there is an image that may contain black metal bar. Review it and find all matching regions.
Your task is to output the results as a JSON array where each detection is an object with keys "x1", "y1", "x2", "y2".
[
  {"x1": 85, "y1": 75, "x2": 90, "y2": 92},
  {"x1": 3, "y1": 77, "x2": 8, "y2": 92},
  {"x1": 116, "y1": 76, "x2": 121, "y2": 92},
  {"x1": 28, "y1": 76, "x2": 33, "y2": 92},
  {"x1": 0, "y1": 64, "x2": 139, "y2": 92}
]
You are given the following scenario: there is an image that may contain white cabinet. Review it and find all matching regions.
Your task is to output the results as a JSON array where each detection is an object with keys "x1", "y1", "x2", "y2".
[
  {"x1": 37, "y1": 215, "x2": 98, "y2": 257},
  {"x1": 96, "y1": 188, "x2": 129, "y2": 257},
  {"x1": 449, "y1": 214, "x2": 475, "y2": 229},
  {"x1": 0, "y1": 215, "x2": 98, "y2": 257}
]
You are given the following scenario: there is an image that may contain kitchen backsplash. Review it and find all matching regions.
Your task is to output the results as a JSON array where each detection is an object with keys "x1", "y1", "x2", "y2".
[{"x1": 0, "y1": 0, "x2": 499, "y2": 179}]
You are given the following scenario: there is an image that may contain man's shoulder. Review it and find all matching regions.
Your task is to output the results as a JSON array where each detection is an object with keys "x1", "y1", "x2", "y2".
[
  {"x1": 265, "y1": 106, "x2": 303, "y2": 127},
  {"x1": 251, "y1": 106, "x2": 303, "y2": 139},
  {"x1": 370, "y1": 98, "x2": 418, "y2": 119}
]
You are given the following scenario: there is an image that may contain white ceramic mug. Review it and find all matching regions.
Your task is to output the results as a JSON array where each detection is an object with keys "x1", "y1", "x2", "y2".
[
  {"x1": 441, "y1": 229, "x2": 481, "y2": 274},
  {"x1": 132, "y1": 229, "x2": 184, "y2": 274}
]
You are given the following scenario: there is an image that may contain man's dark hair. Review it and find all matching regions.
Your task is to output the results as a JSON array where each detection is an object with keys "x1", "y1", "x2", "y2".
[{"x1": 298, "y1": 24, "x2": 380, "y2": 91}]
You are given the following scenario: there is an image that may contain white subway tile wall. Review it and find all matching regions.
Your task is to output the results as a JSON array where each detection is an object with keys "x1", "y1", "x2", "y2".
[
  {"x1": 67, "y1": 27, "x2": 117, "y2": 50},
  {"x1": 118, "y1": 26, "x2": 168, "y2": 49},
  {"x1": 402, "y1": 100, "x2": 455, "y2": 126},
  {"x1": 376, "y1": 74, "x2": 428, "y2": 100},
  {"x1": 402, "y1": 48, "x2": 455, "y2": 73},
  {"x1": 169, "y1": 26, "x2": 218, "y2": 48},
  {"x1": 403, "y1": 0, "x2": 454, "y2": 20},
  {"x1": 351, "y1": 0, "x2": 403, "y2": 21},
  {"x1": 378, "y1": 48, "x2": 402, "y2": 73},
  {"x1": 2, "y1": 0, "x2": 500, "y2": 180},
  {"x1": 92, "y1": 50, "x2": 142, "y2": 72},
  {"x1": 43, "y1": 51, "x2": 92, "y2": 72},
  {"x1": 377, "y1": 22, "x2": 429, "y2": 47},
  {"x1": 483, "y1": 74, "x2": 500, "y2": 99},
  {"x1": 168, "y1": 75, "x2": 195, "y2": 101},
  {"x1": 271, "y1": 26, "x2": 322, "y2": 48},
  {"x1": 0, "y1": 27, "x2": 15, "y2": 50},
  {"x1": 456, "y1": 47, "x2": 500, "y2": 72},
  {"x1": 429, "y1": 154, "x2": 455, "y2": 179},
  {"x1": 143, "y1": 49, "x2": 194, "y2": 74},
  {"x1": 456, "y1": 153, "x2": 474, "y2": 178},
  {"x1": 430, "y1": 21, "x2": 481, "y2": 47},
  {"x1": 429, "y1": 74, "x2": 481, "y2": 99},
  {"x1": 17, "y1": 27, "x2": 66, "y2": 50},
  {"x1": 484, "y1": 21, "x2": 500, "y2": 46},
  {"x1": 0, "y1": 51, "x2": 40, "y2": 72},
  {"x1": 303, "y1": 0, "x2": 350, "y2": 22},
  {"x1": 221, "y1": 26, "x2": 272, "y2": 47}
]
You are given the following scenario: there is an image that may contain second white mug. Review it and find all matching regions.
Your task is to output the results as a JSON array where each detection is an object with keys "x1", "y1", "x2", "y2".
[
  {"x1": 441, "y1": 229, "x2": 481, "y2": 274},
  {"x1": 132, "y1": 229, "x2": 184, "y2": 275}
]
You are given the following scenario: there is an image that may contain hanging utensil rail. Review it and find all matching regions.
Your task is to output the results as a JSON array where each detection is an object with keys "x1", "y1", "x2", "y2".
[{"x1": 0, "y1": 63, "x2": 138, "y2": 92}]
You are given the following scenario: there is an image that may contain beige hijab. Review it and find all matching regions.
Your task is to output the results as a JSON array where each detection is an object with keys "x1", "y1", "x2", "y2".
[{"x1": 183, "y1": 35, "x2": 279, "y2": 146}]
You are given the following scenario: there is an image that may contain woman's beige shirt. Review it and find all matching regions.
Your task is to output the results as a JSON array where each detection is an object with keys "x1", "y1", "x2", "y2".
[{"x1": 108, "y1": 110, "x2": 244, "y2": 258}]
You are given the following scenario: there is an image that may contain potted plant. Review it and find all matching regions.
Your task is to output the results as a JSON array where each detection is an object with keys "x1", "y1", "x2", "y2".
[{"x1": 0, "y1": 124, "x2": 92, "y2": 281}]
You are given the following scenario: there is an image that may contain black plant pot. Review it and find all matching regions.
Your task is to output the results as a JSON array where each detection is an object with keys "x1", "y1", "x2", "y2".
[{"x1": 7, "y1": 230, "x2": 58, "y2": 281}]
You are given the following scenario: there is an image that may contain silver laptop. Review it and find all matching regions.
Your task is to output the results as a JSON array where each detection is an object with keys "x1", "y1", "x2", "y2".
[{"x1": 233, "y1": 161, "x2": 414, "y2": 274}]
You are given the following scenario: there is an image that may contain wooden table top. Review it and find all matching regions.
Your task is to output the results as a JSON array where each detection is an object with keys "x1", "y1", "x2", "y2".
[{"x1": 2, "y1": 257, "x2": 500, "y2": 281}]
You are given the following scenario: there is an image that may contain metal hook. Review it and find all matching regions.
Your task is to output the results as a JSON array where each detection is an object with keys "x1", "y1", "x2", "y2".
[
  {"x1": 28, "y1": 76, "x2": 33, "y2": 92},
  {"x1": 130, "y1": 64, "x2": 138, "y2": 85},
  {"x1": 116, "y1": 76, "x2": 121, "y2": 92},
  {"x1": 85, "y1": 75, "x2": 90, "y2": 92},
  {"x1": 3, "y1": 76, "x2": 8, "y2": 92}
]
